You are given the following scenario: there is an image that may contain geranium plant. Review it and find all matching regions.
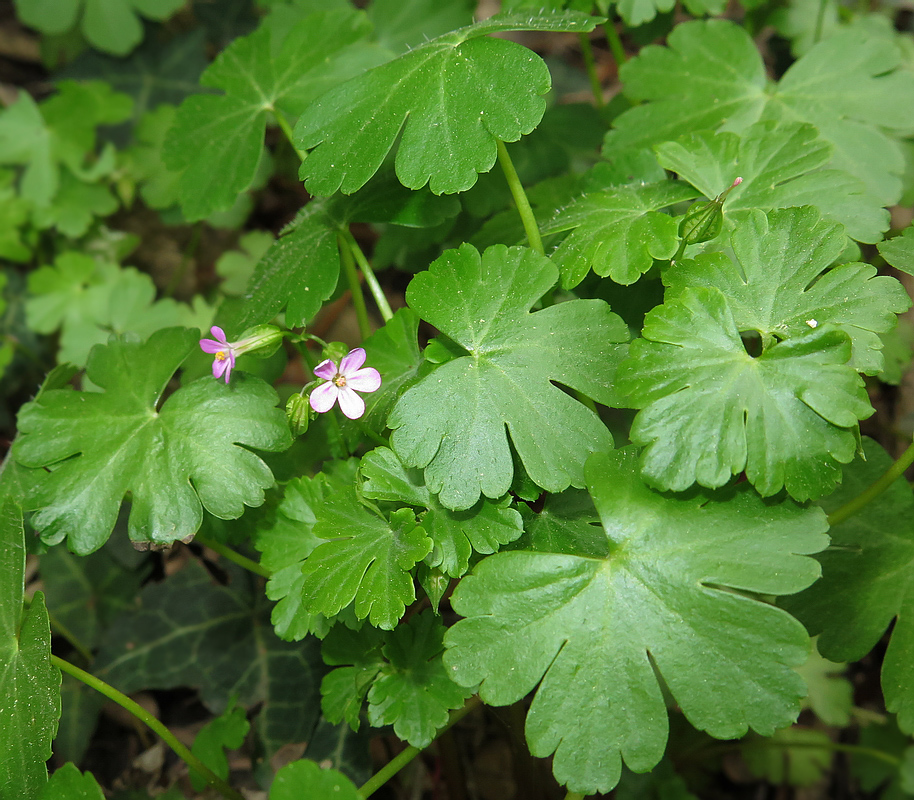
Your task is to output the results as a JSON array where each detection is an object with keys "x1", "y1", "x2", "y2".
[{"x1": 3, "y1": 0, "x2": 914, "y2": 798}]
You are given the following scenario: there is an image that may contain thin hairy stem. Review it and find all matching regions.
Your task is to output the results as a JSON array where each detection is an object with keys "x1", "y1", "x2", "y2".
[{"x1": 827, "y1": 439, "x2": 914, "y2": 527}]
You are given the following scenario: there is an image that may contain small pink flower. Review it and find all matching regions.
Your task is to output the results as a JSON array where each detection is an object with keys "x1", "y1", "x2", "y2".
[
  {"x1": 309, "y1": 348, "x2": 381, "y2": 420},
  {"x1": 199, "y1": 326, "x2": 236, "y2": 383}
]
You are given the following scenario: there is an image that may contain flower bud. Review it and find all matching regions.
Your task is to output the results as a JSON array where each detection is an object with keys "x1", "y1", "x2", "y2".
[
  {"x1": 322, "y1": 341, "x2": 350, "y2": 365},
  {"x1": 418, "y1": 563, "x2": 450, "y2": 613},
  {"x1": 234, "y1": 325, "x2": 284, "y2": 359},
  {"x1": 677, "y1": 176, "x2": 742, "y2": 248},
  {"x1": 285, "y1": 393, "x2": 311, "y2": 436}
]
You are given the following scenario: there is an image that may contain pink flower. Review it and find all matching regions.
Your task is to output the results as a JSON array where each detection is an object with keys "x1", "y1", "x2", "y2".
[
  {"x1": 199, "y1": 326, "x2": 236, "y2": 383},
  {"x1": 309, "y1": 348, "x2": 381, "y2": 420}
]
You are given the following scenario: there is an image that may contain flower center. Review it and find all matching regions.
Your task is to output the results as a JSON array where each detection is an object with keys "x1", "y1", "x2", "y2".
[
  {"x1": 333, "y1": 373, "x2": 347, "y2": 388},
  {"x1": 215, "y1": 351, "x2": 227, "y2": 362}
]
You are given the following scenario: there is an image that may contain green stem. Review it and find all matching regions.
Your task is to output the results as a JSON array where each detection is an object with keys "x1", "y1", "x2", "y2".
[
  {"x1": 827, "y1": 439, "x2": 914, "y2": 527},
  {"x1": 342, "y1": 229, "x2": 394, "y2": 322},
  {"x1": 564, "y1": 793, "x2": 587, "y2": 800},
  {"x1": 273, "y1": 111, "x2": 308, "y2": 162},
  {"x1": 337, "y1": 232, "x2": 372, "y2": 339},
  {"x1": 496, "y1": 140, "x2": 544, "y2": 255},
  {"x1": 813, "y1": 0, "x2": 828, "y2": 43},
  {"x1": 737, "y1": 737, "x2": 900, "y2": 768},
  {"x1": 602, "y1": 18, "x2": 627, "y2": 69},
  {"x1": 358, "y1": 696, "x2": 482, "y2": 798},
  {"x1": 193, "y1": 533, "x2": 271, "y2": 579},
  {"x1": 51, "y1": 655, "x2": 245, "y2": 800},
  {"x1": 578, "y1": 32, "x2": 604, "y2": 109}
]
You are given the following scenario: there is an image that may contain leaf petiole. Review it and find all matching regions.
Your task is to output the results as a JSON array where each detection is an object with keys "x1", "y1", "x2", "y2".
[
  {"x1": 341, "y1": 228, "x2": 394, "y2": 323},
  {"x1": 827, "y1": 438, "x2": 914, "y2": 527},
  {"x1": 337, "y1": 232, "x2": 373, "y2": 339},
  {"x1": 496, "y1": 139, "x2": 544, "y2": 256}
]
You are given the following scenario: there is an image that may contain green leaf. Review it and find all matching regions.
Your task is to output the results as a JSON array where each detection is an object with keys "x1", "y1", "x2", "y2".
[
  {"x1": 216, "y1": 230, "x2": 275, "y2": 296},
  {"x1": 294, "y1": 10, "x2": 602, "y2": 196},
  {"x1": 654, "y1": 121, "x2": 889, "y2": 244},
  {"x1": 389, "y1": 244, "x2": 629, "y2": 510},
  {"x1": 368, "y1": 611, "x2": 473, "y2": 746},
  {"x1": 742, "y1": 727, "x2": 833, "y2": 787},
  {"x1": 513, "y1": 489, "x2": 608, "y2": 558},
  {"x1": 124, "y1": 105, "x2": 183, "y2": 210},
  {"x1": 164, "y1": 9, "x2": 373, "y2": 219},
  {"x1": 607, "y1": 20, "x2": 914, "y2": 203},
  {"x1": 36, "y1": 763, "x2": 104, "y2": 800},
  {"x1": 303, "y1": 474, "x2": 432, "y2": 629},
  {"x1": 618, "y1": 287, "x2": 873, "y2": 500},
  {"x1": 190, "y1": 703, "x2": 250, "y2": 792},
  {"x1": 40, "y1": 541, "x2": 150, "y2": 650},
  {"x1": 444, "y1": 448, "x2": 827, "y2": 794},
  {"x1": 361, "y1": 446, "x2": 523, "y2": 577},
  {"x1": 13, "y1": 327, "x2": 292, "y2": 554},
  {"x1": 879, "y1": 224, "x2": 914, "y2": 277},
  {"x1": 662, "y1": 207, "x2": 910, "y2": 375},
  {"x1": 782, "y1": 439, "x2": 914, "y2": 733},
  {"x1": 93, "y1": 560, "x2": 325, "y2": 760},
  {"x1": 31, "y1": 170, "x2": 118, "y2": 238},
  {"x1": 367, "y1": 0, "x2": 475, "y2": 54},
  {"x1": 321, "y1": 624, "x2": 386, "y2": 731},
  {"x1": 271, "y1": 759, "x2": 361, "y2": 800},
  {"x1": 0, "y1": 498, "x2": 59, "y2": 800},
  {"x1": 796, "y1": 642, "x2": 852, "y2": 726},
  {"x1": 15, "y1": 0, "x2": 185, "y2": 55},
  {"x1": 542, "y1": 180, "x2": 700, "y2": 288}
]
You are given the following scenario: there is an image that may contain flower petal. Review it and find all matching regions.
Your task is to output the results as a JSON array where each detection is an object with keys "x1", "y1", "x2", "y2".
[
  {"x1": 213, "y1": 355, "x2": 232, "y2": 381},
  {"x1": 200, "y1": 339, "x2": 227, "y2": 354},
  {"x1": 339, "y1": 347, "x2": 367, "y2": 375},
  {"x1": 336, "y1": 386, "x2": 366, "y2": 419},
  {"x1": 210, "y1": 326, "x2": 229, "y2": 344},
  {"x1": 310, "y1": 381, "x2": 340, "y2": 413},
  {"x1": 346, "y1": 367, "x2": 381, "y2": 393},
  {"x1": 313, "y1": 358, "x2": 338, "y2": 380}
]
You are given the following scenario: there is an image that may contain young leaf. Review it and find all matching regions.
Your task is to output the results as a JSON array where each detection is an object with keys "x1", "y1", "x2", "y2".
[
  {"x1": 35, "y1": 763, "x2": 104, "y2": 800},
  {"x1": 654, "y1": 121, "x2": 889, "y2": 244},
  {"x1": 662, "y1": 207, "x2": 910, "y2": 375},
  {"x1": 294, "y1": 10, "x2": 602, "y2": 196},
  {"x1": 617, "y1": 287, "x2": 873, "y2": 500},
  {"x1": 607, "y1": 20, "x2": 914, "y2": 203},
  {"x1": 367, "y1": 611, "x2": 473, "y2": 746},
  {"x1": 321, "y1": 625, "x2": 386, "y2": 731},
  {"x1": 271, "y1": 759, "x2": 361, "y2": 800},
  {"x1": 13, "y1": 0, "x2": 185, "y2": 55},
  {"x1": 302, "y1": 475, "x2": 432, "y2": 630},
  {"x1": 361, "y1": 446, "x2": 523, "y2": 577},
  {"x1": 93, "y1": 560, "x2": 325, "y2": 761},
  {"x1": 13, "y1": 327, "x2": 292, "y2": 554},
  {"x1": 164, "y1": 8, "x2": 373, "y2": 219},
  {"x1": 190, "y1": 703, "x2": 250, "y2": 792},
  {"x1": 879, "y1": 224, "x2": 914, "y2": 276},
  {"x1": 389, "y1": 244, "x2": 629, "y2": 510},
  {"x1": 782, "y1": 439, "x2": 914, "y2": 734},
  {"x1": 0, "y1": 498, "x2": 59, "y2": 799},
  {"x1": 444, "y1": 448, "x2": 827, "y2": 794},
  {"x1": 541, "y1": 180, "x2": 700, "y2": 288}
]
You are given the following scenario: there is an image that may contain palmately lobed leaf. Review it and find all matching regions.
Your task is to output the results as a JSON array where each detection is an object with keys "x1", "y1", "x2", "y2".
[
  {"x1": 444, "y1": 448, "x2": 827, "y2": 794},
  {"x1": 389, "y1": 243, "x2": 629, "y2": 510},
  {"x1": 618, "y1": 285, "x2": 873, "y2": 500},
  {"x1": 13, "y1": 327, "x2": 291, "y2": 554},
  {"x1": 294, "y1": 11, "x2": 602, "y2": 196}
]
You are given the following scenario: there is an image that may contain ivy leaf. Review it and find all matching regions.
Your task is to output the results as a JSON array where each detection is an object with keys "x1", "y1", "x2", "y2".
[
  {"x1": 94, "y1": 560, "x2": 325, "y2": 760},
  {"x1": 361, "y1": 447, "x2": 523, "y2": 577},
  {"x1": 607, "y1": 20, "x2": 914, "y2": 203},
  {"x1": 0, "y1": 498, "x2": 59, "y2": 799},
  {"x1": 14, "y1": 0, "x2": 185, "y2": 55},
  {"x1": 617, "y1": 286, "x2": 873, "y2": 500},
  {"x1": 654, "y1": 121, "x2": 889, "y2": 244},
  {"x1": 662, "y1": 207, "x2": 910, "y2": 375},
  {"x1": 294, "y1": 10, "x2": 603, "y2": 196},
  {"x1": 541, "y1": 180, "x2": 700, "y2": 288},
  {"x1": 302, "y1": 471, "x2": 432, "y2": 629},
  {"x1": 444, "y1": 448, "x2": 827, "y2": 794},
  {"x1": 782, "y1": 439, "x2": 914, "y2": 733},
  {"x1": 389, "y1": 244, "x2": 629, "y2": 510},
  {"x1": 12, "y1": 328, "x2": 292, "y2": 554},
  {"x1": 164, "y1": 8, "x2": 373, "y2": 220}
]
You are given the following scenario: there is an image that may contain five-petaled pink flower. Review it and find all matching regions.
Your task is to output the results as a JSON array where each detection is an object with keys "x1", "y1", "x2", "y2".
[
  {"x1": 199, "y1": 326, "x2": 237, "y2": 383},
  {"x1": 309, "y1": 348, "x2": 381, "y2": 420}
]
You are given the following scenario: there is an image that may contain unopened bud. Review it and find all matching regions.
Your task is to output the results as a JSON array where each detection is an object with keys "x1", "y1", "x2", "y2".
[
  {"x1": 285, "y1": 393, "x2": 312, "y2": 436},
  {"x1": 677, "y1": 176, "x2": 743, "y2": 248},
  {"x1": 234, "y1": 325, "x2": 284, "y2": 359}
]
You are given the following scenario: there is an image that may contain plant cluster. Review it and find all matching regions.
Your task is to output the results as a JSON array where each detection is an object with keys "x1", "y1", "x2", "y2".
[{"x1": 4, "y1": 0, "x2": 914, "y2": 798}]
